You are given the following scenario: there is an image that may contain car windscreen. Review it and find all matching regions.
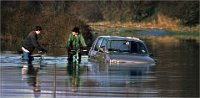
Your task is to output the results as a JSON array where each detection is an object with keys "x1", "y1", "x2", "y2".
[
  {"x1": 107, "y1": 40, "x2": 130, "y2": 52},
  {"x1": 107, "y1": 40, "x2": 148, "y2": 54}
]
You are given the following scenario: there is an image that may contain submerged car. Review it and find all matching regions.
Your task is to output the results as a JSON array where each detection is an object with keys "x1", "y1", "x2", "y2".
[{"x1": 88, "y1": 36, "x2": 155, "y2": 65}]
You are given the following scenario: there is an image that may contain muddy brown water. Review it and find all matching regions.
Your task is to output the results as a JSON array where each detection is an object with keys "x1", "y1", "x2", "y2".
[{"x1": 0, "y1": 36, "x2": 199, "y2": 97}]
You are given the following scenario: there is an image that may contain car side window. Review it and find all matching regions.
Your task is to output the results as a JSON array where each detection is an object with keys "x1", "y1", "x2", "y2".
[
  {"x1": 90, "y1": 39, "x2": 98, "y2": 50},
  {"x1": 130, "y1": 41, "x2": 138, "y2": 53},
  {"x1": 107, "y1": 40, "x2": 111, "y2": 49},
  {"x1": 100, "y1": 39, "x2": 107, "y2": 48},
  {"x1": 138, "y1": 42, "x2": 147, "y2": 54},
  {"x1": 130, "y1": 41, "x2": 147, "y2": 54},
  {"x1": 94, "y1": 38, "x2": 103, "y2": 51}
]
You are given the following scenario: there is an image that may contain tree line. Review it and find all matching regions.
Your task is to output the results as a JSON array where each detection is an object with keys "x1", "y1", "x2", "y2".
[{"x1": 1, "y1": 1, "x2": 199, "y2": 50}]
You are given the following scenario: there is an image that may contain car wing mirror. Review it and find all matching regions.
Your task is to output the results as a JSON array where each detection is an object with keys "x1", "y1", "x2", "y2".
[{"x1": 99, "y1": 46, "x2": 105, "y2": 52}]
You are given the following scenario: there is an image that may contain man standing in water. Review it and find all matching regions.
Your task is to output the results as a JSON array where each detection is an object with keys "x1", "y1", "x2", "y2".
[
  {"x1": 22, "y1": 26, "x2": 47, "y2": 64},
  {"x1": 66, "y1": 26, "x2": 87, "y2": 63}
]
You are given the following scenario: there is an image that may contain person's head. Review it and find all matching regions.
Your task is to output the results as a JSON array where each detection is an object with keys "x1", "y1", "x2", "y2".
[
  {"x1": 72, "y1": 27, "x2": 80, "y2": 36},
  {"x1": 35, "y1": 26, "x2": 42, "y2": 35}
]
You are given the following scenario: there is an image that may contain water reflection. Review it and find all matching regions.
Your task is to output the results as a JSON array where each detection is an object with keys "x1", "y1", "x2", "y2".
[
  {"x1": 21, "y1": 64, "x2": 41, "y2": 98},
  {"x1": 96, "y1": 63, "x2": 155, "y2": 87},
  {"x1": 65, "y1": 59, "x2": 156, "y2": 95},
  {"x1": 144, "y1": 37, "x2": 199, "y2": 97},
  {"x1": 67, "y1": 62, "x2": 81, "y2": 92}
]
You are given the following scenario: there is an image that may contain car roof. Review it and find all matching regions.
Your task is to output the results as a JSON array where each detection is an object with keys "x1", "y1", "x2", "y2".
[{"x1": 97, "y1": 36, "x2": 143, "y2": 42}]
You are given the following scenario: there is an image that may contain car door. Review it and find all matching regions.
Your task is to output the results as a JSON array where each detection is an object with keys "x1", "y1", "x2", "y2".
[
  {"x1": 95, "y1": 38, "x2": 107, "y2": 62},
  {"x1": 88, "y1": 37, "x2": 104, "y2": 61}
]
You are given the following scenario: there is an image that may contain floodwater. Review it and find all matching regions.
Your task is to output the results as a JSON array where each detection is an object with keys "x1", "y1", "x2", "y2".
[{"x1": 0, "y1": 35, "x2": 199, "y2": 97}]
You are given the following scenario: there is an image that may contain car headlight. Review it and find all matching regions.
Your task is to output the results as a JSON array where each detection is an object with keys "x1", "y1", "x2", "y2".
[
  {"x1": 109, "y1": 59, "x2": 127, "y2": 64},
  {"x1": 110, "y1": 59, "x2": 123, "y2": 64}
]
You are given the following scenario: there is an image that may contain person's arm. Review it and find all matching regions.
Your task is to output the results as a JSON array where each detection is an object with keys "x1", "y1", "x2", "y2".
[
  {"x1": 79, "y1": 34, "x2": 87, "y2": 48},
  {"x1": 31, "y1": 33, "x2": 43, "y2": 51},
  {"x1": 31, "y1": 32, "x2": 47, "y2": 52},
  {"x1": 66, "y1": 34, "x2": 72, "y2": 49}
]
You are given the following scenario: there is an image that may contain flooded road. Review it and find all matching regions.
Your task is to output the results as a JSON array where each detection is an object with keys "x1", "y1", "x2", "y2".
[{"x1": 0, "y1": 36, "x2": 199, "y2": 97}]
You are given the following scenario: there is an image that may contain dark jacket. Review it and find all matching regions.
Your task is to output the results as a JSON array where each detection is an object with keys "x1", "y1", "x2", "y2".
[{"x1": 23, "y1": 31, "x2": 43, "y2": 52}]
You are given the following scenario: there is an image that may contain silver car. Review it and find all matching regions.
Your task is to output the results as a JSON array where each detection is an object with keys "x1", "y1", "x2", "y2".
[{"x1": 88, "y1": 36, "x2": 155, "y2": 65}]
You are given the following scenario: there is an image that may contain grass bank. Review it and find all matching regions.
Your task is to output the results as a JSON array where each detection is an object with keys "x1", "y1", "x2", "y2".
[{"x1": 89, "y1": 20, "x2": 199, "y2": 41}]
